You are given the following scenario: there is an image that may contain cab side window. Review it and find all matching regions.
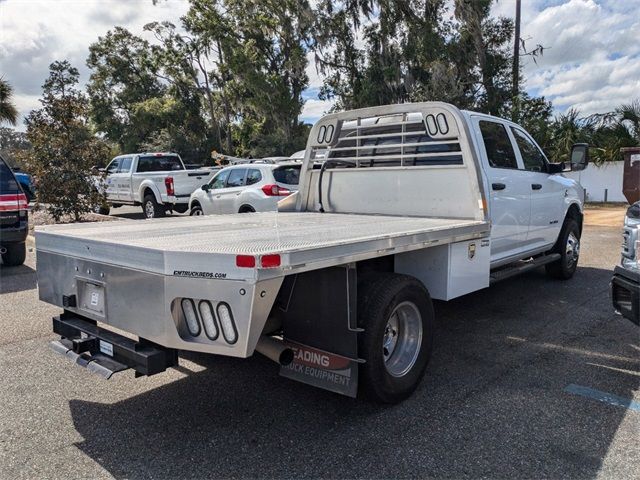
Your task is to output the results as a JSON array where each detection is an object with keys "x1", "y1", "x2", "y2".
[
  {"x1": 210, "y1": 170, "x2": 230, "y2": 189},
  {"x1": 118, "y1": 157, "x2": 133, "y2": 173},
  {"x1": 106, "y1": 159, "x2": 120, "y2": 174},
  {"x1": 511, "y1": 128, "x2": 547, "y2": 172},
  {"x1": 226, "y1": 169, "x2": 246, "y2": 187},
  {"x1": 479, "y1": 121, "x2": 518, "y2": 169}
]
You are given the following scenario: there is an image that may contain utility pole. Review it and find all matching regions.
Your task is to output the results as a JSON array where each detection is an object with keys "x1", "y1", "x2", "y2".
[{"x1": 512, "y1": 0, "x2": 521, "y2": 121}]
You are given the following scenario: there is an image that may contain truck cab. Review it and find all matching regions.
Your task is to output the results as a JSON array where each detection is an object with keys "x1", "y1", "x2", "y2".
[{"x1": 465, "y1": 111, "x2": 585, "y2": 269}]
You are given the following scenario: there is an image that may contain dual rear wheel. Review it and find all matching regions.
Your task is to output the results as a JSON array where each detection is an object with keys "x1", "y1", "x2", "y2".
[{"x1": 358, "y1": 274, "x2": 434, "y2": 404}]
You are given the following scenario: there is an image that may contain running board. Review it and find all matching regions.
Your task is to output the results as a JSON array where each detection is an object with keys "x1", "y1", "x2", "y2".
[{"x1": 490, "y1": 253, "x2": 561, "y2": 284}]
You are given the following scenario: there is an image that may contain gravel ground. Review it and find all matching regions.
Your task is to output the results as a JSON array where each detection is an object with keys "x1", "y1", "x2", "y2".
[
  {"x1": 0, "y1": 220, "x2": 637, "y2": 479},
  {"x1": 28, "y1": 205, "x2": 121, "y2": 235}
]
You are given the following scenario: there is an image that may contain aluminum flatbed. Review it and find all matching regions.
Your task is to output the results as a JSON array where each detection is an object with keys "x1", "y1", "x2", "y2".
[{"x1": 36, "y1": 212, "x2": 489, "y2": 279}]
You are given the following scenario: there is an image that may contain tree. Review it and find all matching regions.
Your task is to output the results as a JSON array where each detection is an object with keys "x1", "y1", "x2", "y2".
[
  {"x1": 0, "y1": 78, "x2": 18, "y2": 126},
  {"x1": 180, "y1": 0, "x2": 313, "y2": 157},
  {"x1": 545, "y1": 103, "x2": 639, "y2": 165},
  {"x1": 21, "y1": 61, "x2": 111, "y2": 221},
  {"x1": 312, "y1": 0, "x2": 518, "y2": 115},
  {"x1": 0, "y1": 127, "x2": 31, "y2": 168},
  {"x1": 86, "y1": 27, "x2": 168, "y2": 153}
]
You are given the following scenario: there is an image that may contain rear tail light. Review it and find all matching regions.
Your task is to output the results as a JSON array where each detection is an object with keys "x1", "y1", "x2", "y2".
[
  {"x1": 216, "y1": 303, "x2": 238, "y2": 344},
  {"x1": 198, "y1": 301, "x2": 219, "y2": 340},
  {"x1": 260, "y1": 254, "x2": 281, "y2": 268},
  {"x1": 261, "y1": 184, "x2": 291, "y2": 196},
  {"x1": 165, "y1": 177, "x2": 175, "y2": 196},
  {"x1": 0, "y1": 193, "x2": 28, "y2": 211},
  {"x1": 181, "y1": 299, "x2": 200, "y2": 336},
  {"x1": 236, "y1": 255, "x2": 256, "y2": 268}
]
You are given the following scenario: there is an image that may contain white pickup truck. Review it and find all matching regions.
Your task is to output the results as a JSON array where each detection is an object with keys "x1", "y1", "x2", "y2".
[
  {"x1": 98, "y1": 153, "x2": 216, "y2": 218},
  {"x1": 38, "y1": 102, "x2": 589, "y2": 403}
]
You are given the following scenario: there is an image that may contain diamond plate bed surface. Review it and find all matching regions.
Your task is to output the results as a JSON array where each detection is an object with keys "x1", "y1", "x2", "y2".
[{"x1": 36, "y1": 212, "x2": 487, "y2": 255}]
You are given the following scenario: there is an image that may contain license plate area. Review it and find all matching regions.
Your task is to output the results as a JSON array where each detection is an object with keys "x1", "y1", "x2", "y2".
[{"x1": 76, "y1": 278, "x2": 106, "y2": 317}]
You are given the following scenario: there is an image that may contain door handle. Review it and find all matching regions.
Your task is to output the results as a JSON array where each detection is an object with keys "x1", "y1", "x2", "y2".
[
  {"x1": 492, "y1": 183, "x2": 506, "y2": 191},
  {"x1": 531, "y1": 183, "x2": 542, "y2": 190}
]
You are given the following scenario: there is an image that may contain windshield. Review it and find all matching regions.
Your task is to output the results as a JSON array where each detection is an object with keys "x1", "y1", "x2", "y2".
[
  {"x1": 273, "y1": 165, "x2": 301, "y2": 185},
  {"x1": 136, "y1": 155, "x2": 184, "y2": 173}
]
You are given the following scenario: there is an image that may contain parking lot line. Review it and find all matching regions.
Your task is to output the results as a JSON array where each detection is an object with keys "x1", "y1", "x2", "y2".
[{"x1": 565, "y1": 383, "x2": 640, "y2": 412}]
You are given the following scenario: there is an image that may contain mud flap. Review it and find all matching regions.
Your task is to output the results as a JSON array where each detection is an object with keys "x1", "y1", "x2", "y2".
[
  {"x1": 280, "y1": 341, "x2": 360, "y2": 397},
  {"x1": 276, "y1": 264, "x2": 363, "y2": 397}
]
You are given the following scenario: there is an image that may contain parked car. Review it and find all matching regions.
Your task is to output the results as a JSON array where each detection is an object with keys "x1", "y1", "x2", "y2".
[
  {"x1": 0, "y1": 155, "x2": 28, "y2": 266},
  {"x1": 189, "y1": 163, "x2": 300, "y2": 215},
  {"x1": 611, "y1": 201, "x2": 639, "y2": 325},
  {"x1": 38, "y1": 102, "x2": 588, "y2": 403},
  {"x1": 10, "y1": 167, "x2": 35, "y2": 202},
  {"x1": 96, "y1": 152, "x2": 217, "y2": 218}
]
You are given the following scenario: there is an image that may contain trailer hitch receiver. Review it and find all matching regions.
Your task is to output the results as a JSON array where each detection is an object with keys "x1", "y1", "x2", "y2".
[{"x1": 50, "y1": 312, "x2": 178, "y2": 379}]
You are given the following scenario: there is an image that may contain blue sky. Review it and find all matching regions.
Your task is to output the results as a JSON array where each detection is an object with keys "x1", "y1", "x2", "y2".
[{"x1": 1, "y1": 0, "x2": 638, "y2": 128}]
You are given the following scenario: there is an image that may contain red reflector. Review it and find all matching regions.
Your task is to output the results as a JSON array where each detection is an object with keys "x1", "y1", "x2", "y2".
[
  {"x1": 164, "y1": 176, "x2": 175, "y2": 196},
  {"x1": 260, "y1": 254, "x2": 281, "y2": 268},
  {"x1": 236, "y1": 255, "x2": 256, "y2": 268}
]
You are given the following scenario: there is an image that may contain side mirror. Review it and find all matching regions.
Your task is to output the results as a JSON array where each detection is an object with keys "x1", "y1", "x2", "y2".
[
  {"x1": 570, "y1": 143, "x2": 589, "y2": 171},
  {"x1": 201, "y1": 184, "x2": 210, "y2": 192}
]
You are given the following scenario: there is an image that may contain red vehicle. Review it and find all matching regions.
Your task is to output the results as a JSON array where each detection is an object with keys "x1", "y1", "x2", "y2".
[{"x1": 0, "y1": 155, "x2": 28, "y2": 266}]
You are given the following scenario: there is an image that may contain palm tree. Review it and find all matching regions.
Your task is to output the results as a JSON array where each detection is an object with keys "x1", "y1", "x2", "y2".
[
  {"x1": 616, "y1": 100, "x2": 640, "y2": 143},
  {"x1": 0, "y1": 78, "x2": 18, "y2": 126}
]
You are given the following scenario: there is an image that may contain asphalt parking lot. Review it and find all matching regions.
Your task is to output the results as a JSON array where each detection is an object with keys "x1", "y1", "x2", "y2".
[{"x1": 0, "y1": 212, "x2": 638, "y2": 479}]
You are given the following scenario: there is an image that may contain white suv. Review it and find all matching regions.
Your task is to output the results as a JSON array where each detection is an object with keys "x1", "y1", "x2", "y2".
[{"x1": 189, "y1": 163, "x2": 300, "y2": 215}]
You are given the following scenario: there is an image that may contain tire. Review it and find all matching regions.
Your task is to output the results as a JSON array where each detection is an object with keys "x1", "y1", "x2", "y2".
[
  {"x1": 239, "y1": 205, "x2": 255, "y2": 213},
  {"x1": 357, "y1": 273, "x2": 434, "y2": 403},
  {"x1": 190, "y1": 204, "x2": 203, "y2": 216},
  {"x1": 1, "y1": 242, "x2": 26, "y2": 267},
  {"x1": 94, "y1": 204, "x2": 110, "y2": 216},
  {"x1": 545, "y1": 218, "x2": 581, "y2": 280},
  {"x1": 174, "y1": 204, "x2": 188, "y2": 214},
  {"x1": 142, "y1": 194, "x2": 165, "y2": 219}
]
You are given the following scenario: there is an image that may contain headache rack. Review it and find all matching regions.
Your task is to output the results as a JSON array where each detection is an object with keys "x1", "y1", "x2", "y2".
[{"x1": 308, "y1": 109, "x2": 464, "y2": 168}]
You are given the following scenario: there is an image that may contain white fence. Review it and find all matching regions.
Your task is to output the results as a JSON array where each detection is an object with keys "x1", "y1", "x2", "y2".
[{"x1": 564, "y1": 161, "x2": 627, "y2": 203}]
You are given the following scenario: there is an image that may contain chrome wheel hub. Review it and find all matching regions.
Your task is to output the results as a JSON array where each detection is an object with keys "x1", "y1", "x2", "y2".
[
  {"x1": 145, "y1": 201, "x2": 154, "y2": 218},
  {"x1": 383, "y1": 301, "x2": 423, "y2": 378},
  {"x1": 566, "y1": 232, "x2": 580, "y2": 268}
]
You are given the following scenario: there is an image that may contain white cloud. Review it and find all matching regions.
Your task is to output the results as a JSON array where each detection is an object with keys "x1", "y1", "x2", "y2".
[
  {"x1": 0, "y1": 0, "x2": 189, "y2": 128},
  {"x1": 493, "y1": 0, "x2": 640, "y2": 116},
  {"x1": 300, "y1": 98, "x2": 335, "y2": 124}
]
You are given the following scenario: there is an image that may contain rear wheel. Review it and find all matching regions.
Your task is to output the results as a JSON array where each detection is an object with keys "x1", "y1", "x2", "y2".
[
  {"x1": 239, "y1": 205, "x2": 255, "y2": 213},
  {"x1": 190, "y1": 204, "x2": 203, "y2": 216},
  {"x1": 94, "y1": 204, "x2": 110, "y2": 216},
  {"x1": 1, "y1": 242, "x2": 26, "y2": 267},
  {"x1": 357, "y1": 273, "x2": 434, "y2": 403},
  {"x1": 143, "y1": 194, "x2": 165, "y2": 219},
  {"x1": 545, "y1": 218, "x2": 581, "y2": 280}
]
